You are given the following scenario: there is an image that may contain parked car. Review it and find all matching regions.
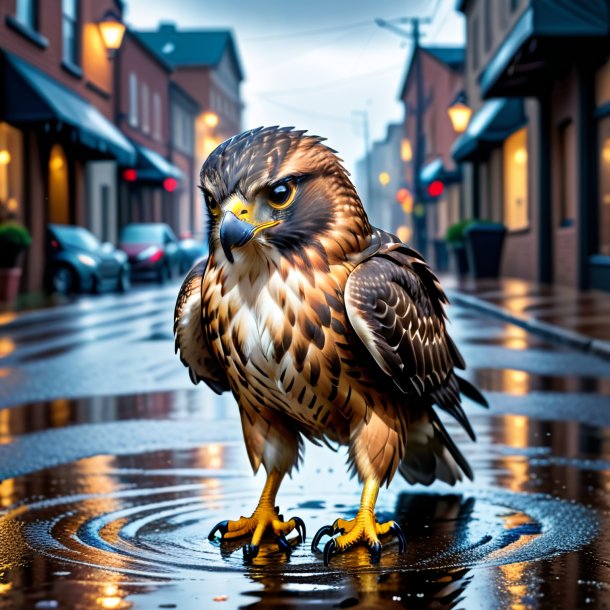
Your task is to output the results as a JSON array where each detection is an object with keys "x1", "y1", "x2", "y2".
[
  {"x1": 45, "y1": 224, "x2": 130, "y2": 295},
  {"x1": 177, "y1": 234, "x2": 208, "y2": 274},
  {"x1": 119, "y1": 223, "x2": 181, "y2": 283}
]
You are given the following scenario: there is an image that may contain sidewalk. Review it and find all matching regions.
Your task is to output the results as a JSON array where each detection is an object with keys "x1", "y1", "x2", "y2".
[{"x1": 440, "y1": 275, "x2": 610, "y2": 360}]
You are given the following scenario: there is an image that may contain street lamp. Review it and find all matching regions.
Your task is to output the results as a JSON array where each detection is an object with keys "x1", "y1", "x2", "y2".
[
  {"x1": 448, "y1": 91, "x2": 472, "y2": 133},
  {"x1": 203, "y1": 112, "x2": 219, "y2": 129},
  {"x1": 97, "y1": 11, "x2": 126, "y2": 59}
]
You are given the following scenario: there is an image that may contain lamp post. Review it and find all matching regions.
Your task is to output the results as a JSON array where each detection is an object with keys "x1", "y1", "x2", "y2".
[
  {"x1": 448, "y1": 91, "x2": 472, "y2": 133},
  {"x1": 203, "y1": 112, "x2": 219, "y2": 129},
  {"x1": 97, "y1": 11, "x2": 126, "y2": 59}
]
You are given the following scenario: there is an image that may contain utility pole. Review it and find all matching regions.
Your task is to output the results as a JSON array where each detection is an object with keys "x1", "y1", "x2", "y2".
[
  {"x1": 353, "y1": 108, "x2": 373, "y2": 214},
  {"x1": 376, "y1": 16, "x2": 432, "y2": 256}
]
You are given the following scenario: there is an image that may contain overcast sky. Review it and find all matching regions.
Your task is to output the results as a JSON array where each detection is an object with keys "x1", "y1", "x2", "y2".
[{"x1": 125, "y1": 0, "x2": 465, "y2": 174}]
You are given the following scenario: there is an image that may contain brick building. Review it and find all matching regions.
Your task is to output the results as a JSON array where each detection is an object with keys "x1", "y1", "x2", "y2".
[
  {"x1": 115, "y1": 29, "x2": 184, "y2": 236},
  {"x1": 137, "y1": 23, "x2": 244, "y2": 238},
  {"x1": 0, "y1": 2, "x2": 244, "y2": 294},
  {"x1": 400, "y1": 46, "x2": 465, "y2": 270},
  {"x1": 0, "y1": 0, "x2": 134, "y2": 291},
  {"x1": 453, "y1": 0, "x2": 610, "y2": 291}
]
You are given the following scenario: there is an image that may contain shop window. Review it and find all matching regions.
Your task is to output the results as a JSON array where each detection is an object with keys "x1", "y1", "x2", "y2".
[
  {"x1": 129, "y1": 73, "x2": 138, "y2": 127},
  {"x1": 598, "y1": 116, "x2": 610, "y2": 255},
  {"x1": 142, "y1": 83, "x2": 150, "y2": 134},
  {"x1": 503, "y1": 127, "x2": 529, "y2": 231},
  {"x1": 16, "y1": 0, "x2": 36, "y2": 30},
  {"x1": 558, "y1": 120, "x2": 576, "y2": 227},
  {"x1": 0, "y1": 123, "x2": 24, "y2": 223},
  {"x1": 153, "y1": 93, "x2": 162, "y2": 141},
  {"x1": 62, "y1": 0, "x2": 79, "y2": 66}
]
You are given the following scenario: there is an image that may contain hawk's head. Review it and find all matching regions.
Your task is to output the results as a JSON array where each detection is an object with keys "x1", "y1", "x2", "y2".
[{"x1": 199, "y1": 126, "x2": 371, "y2": 265}]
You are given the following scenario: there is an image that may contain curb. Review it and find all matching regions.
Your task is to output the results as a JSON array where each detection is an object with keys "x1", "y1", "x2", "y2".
[{"x1": 446, "y1": 289, "x2": 610, "y2": 360}]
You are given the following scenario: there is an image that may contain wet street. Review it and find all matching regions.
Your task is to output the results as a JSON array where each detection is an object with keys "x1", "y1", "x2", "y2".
[{"x1": 0, "y1": 285, "x2": 610, "y2": 609}]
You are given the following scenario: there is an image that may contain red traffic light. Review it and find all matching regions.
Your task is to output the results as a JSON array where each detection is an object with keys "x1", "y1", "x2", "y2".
[
  {"x1": 428, "y1": 180, "x2": 444, "y2": 197},
  {"x1": 123, "y1": 168, "x2": 137, "y2": 182},
  {"x1": 163, "y1": 177, "x2": 178, "y2": 192}
]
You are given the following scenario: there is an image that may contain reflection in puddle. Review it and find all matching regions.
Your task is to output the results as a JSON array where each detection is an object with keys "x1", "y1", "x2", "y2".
[
  {"x1": 470, "y1": 368, "x2": 610, "y2": 396},
  {"x1": 0, "y1": 390, "x2": 608, "y2": 608}
]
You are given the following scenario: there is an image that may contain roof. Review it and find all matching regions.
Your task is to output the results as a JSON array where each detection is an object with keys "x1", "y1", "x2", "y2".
[
  {"x1": 137, "y1": 24, "x2": 244, "y2": 81},
  {"x1": 1, "y1": 51, "x2": 135, "y2": 165},
  {"x1": 424, "y1": 47, "x2": 465, "y2": 71},
  {"x1": 398, "y1": 45, "x2": 465, "y2": 100},
  {"x1": 127, "y1": 29, "x2": 174, "y2": 73}
]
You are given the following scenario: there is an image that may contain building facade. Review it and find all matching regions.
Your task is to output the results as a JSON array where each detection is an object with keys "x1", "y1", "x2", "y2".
[
  {"x1": 115, "y1": 29, "x2": 185, "y2": 237},
  {"x1": 454, "y1": 0, "x2": 610, "y2": 291},
  {"x1": 137, "y1": 24, "x2": 244, "y2": 239},
  {"x1": 358, "y1": 123, "x2": 411, "y2": 238},
  {"x1": 0, "y1": 3, "x2": 245, "y2": 294},
  {"x1": 0, "y1": 0, "x2": 135, "y2": 292},
  {"x1": 400, "y1": 46, "x2": 465, "y2": 269}
]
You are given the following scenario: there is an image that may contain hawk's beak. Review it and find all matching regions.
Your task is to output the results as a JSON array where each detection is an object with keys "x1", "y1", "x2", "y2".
[
  {"x1": 219, "y1": 211, "x2": 281, "y2": 263},
  {"x1": 219, "y1": 211, "x2": 255, "y2": 263}
]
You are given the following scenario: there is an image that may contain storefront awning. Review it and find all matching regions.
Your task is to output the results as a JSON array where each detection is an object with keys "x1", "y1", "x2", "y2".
[
  {"x1": 131, "y1": 143, "x2": 184, "y2": 183},
  {"x1": 420, "y1": 157, "x2": 461, "y2": 185},
  {"x1": 1, "y1": 51, "x2": 135, "y2": 165},
  {"x1": 452, "y1": 98, "x2": 526, "y2": 162},
  {"x1": 480, "y1": 0, "x2": 609, "y2": 98}
]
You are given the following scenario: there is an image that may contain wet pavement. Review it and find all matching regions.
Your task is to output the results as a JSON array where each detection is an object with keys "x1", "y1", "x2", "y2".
[
  {"x1": 441, "y1": 276, "x2": 610, "y2": 358},
  {"x1": 0, "y1": 288, "x2": 610, "y2": 608}
]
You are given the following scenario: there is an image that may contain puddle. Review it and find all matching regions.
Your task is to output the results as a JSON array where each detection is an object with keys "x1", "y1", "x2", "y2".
[
  {"x1": 468, "y1": 368, "x2": 610, "y2": 396},
  {"x1": 0, "y1": 390, "x2": 609, "y2": 608}
]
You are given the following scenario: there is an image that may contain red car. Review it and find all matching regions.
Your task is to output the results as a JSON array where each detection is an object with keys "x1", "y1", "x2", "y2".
[{"x1": 119, "y1": 223, "x2": 181, "y2": 283}]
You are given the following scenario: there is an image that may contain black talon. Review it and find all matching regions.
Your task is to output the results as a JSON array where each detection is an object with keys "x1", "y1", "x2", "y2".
[
  {"x1": 243, "y1": 543, "x2": 259, "y2": 563},
  {"x1": 390, "y1": 522, "x2": 407, "y2": 554},
  {"x1": 291, "y1": 516, "x2": 306, "y2": 542},
  {"x1": 369, "y1": 541, "x2": 382, "y2": 564},
  {"x1": 276, "y1": 532, "x2": 292, "y2": 556},
  {"x1": 208, "y1": 520, "x2": 229, "y2": 541},
  {"x1": 323, "y1": 538, "x2": 336, "y2": 566},
  {"x1": 311, "y1": 524, "x2": 333, "y2": 552}
]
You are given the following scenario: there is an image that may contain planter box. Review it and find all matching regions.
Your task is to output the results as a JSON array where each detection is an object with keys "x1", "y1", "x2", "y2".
[
  {"x1": 0, "y1": 267, "x2": 22, "y2": 305},
  {"x1": 465, "y1": 223, "x2": 507, "y2": 279},
  {"x1": 447, "y1": 243, "x2": 469, "y2": 277}
]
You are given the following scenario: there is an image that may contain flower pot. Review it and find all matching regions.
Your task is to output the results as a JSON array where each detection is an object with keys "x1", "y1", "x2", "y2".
[
  {"x1": 0, "y1": 267, "x2": 22, "y2": 304},
  {"x1": 447, "y1": 242, "x2": 469, "y2": 277},
  {"x1": 465, "y1": 223, "x2": 507, "y2": 279}
]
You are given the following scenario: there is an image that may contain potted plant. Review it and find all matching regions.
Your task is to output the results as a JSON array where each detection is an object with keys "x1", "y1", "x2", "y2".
[
  {"x1": 464, "y1": 220, "x2": 507, "y2": 279},
  {"x1": 445, "y1": 219, "x2": 473, "y2": 277},
  {"x1": 0, "y1": 220, "x2": 31, "y2": 304}
]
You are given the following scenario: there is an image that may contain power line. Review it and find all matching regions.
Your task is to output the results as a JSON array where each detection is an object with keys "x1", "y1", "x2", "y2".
[
  {"x1": 254, "y1": 62, "x2": 404, "y2": 97},
  {"x1": 253, "y1": 95, "x2": 358, "y2": 125},
  {"x1": 244, "y1": 19, "x2": 373, "y2": 43}
]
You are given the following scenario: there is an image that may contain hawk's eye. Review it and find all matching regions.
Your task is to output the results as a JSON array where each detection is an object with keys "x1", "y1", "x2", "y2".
[{"x1": 267, "y1": 180, "x2": 296, "y2": 209}]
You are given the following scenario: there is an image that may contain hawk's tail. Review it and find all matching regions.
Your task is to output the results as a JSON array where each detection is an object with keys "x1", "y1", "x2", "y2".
[{"x1": 398, "y1": 410, "x2": 473, "y2": 486}]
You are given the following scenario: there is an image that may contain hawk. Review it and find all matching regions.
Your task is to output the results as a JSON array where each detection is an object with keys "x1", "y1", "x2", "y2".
[{"x1": 174, "y1": 126, "x2": 487, "y2": 565}]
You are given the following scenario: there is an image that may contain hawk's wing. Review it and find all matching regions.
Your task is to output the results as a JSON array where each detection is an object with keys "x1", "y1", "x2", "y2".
[
  {"x1": 174, "y1": 258, "x2": 230, "y2": 394},
  {"x1": 345, "y1": 240, "x2": 487, "y2": 439}
]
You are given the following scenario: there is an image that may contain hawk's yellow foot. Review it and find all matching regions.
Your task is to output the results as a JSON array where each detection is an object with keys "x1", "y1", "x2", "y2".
[
  {"x1": 311, "y1": 479, "x2": 406, "y2": 566},
  {"x1": 207, "y1": 470, "x2": 306, "y2": 562}
]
